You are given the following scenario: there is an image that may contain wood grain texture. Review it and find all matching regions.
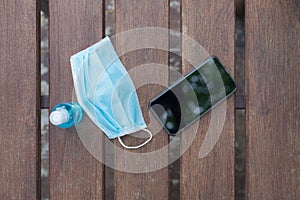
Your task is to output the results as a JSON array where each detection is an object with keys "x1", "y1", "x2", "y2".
[
  {"x1": 0, "y1": 0, "x2": 40, "y2": 199},
  {"x1": 49, "y1": 1, "x2": 104, "y2": 199},
  {"x1": 246, "y1": 0, "x2": 300, "y2": 199},
  {"x1": 181, "y1": 0, "x2": 235, "y2": 199},
  {"x1": 114, "y1": 0, "x2": 169, "y2": 199}
]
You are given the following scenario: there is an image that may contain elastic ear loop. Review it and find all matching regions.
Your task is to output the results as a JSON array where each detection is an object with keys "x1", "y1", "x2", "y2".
[{"x1": 117, "y1": 128, "x2": 153, "y2": 149}]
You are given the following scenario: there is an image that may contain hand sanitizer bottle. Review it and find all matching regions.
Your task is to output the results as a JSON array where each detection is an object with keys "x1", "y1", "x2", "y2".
[{"x1": 50, "y1": 102, "x2": 83, "y2": 128}]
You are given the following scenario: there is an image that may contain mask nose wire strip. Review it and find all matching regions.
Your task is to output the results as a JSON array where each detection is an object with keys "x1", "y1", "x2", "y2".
[{"x1": 117, "y1": 128, "x2": 153, "y2": 149}]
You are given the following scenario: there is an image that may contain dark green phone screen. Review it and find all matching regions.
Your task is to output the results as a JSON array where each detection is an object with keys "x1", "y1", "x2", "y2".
[{"x1": 149, "y1": 57, "x2": 236, "y2": 135}]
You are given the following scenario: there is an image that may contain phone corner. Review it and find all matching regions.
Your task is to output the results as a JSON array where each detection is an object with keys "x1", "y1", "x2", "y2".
[
  {"x1": 210, "y1": 55, "x2": 221, "y2": 61},
  {"x1": 147, "y1": 100, "x2": 152, "y2": 110}
]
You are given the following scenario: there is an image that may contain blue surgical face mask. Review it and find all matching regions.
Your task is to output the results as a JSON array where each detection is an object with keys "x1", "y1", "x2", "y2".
[{"x1": 70, "y1": 36, "x2": 152, "y2": 149}]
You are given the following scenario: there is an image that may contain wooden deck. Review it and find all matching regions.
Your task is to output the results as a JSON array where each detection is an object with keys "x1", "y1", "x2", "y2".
[{"x1": 0, "y1": 0, "x2": 299, "y2": 199}]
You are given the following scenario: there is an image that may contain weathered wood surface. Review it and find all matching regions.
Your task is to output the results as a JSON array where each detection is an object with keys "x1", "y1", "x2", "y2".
[
  {"x1": 246, "y1": 0, "x2": 300, "y2": 199},
  {"x1": 2, "y1": 0, "x2": 299, "y2": 199},
  {"x1": 181, "y1": 0, "x2": 235, "y2": 199},
  {"x1": 114, "y1": 0, "x2": 169, "y2": 199},
  {"x1": 0, "y1": 0, "x2": 40, "y2": 199},
  {"x1": 49, "y1": 1, "x2": 105, "y2": 199}
]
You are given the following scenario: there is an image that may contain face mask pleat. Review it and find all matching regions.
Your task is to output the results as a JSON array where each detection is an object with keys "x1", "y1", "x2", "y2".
[
  {"x1": 75, "y1": 56, "x2": 119, "y2": 137},
  {"x1": 95, "y1": 39, "x2": 119, "y2": 69}
]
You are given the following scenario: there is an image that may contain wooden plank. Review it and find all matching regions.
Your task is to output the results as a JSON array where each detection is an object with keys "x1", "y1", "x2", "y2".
[
  {"x1": 246, "y1": 1, "x2": 300, "y2": 199},
  {"x1": 49, "y1": 1, "x2": 104, "y2": 199},
  {"x1": 181, "y1": 0, "x2": 235, "y2": 199},
  {"x1": 0, "y1": 0, "x2": 40, "y2": 199},
  {"x1": 114, "y1": 0, "x2": 169, "y2": 199}
]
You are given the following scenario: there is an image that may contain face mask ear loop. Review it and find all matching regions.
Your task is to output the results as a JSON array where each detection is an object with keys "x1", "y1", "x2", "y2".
[{"x1": 117, "y1": 128, "x2": 153, "y2": 149}]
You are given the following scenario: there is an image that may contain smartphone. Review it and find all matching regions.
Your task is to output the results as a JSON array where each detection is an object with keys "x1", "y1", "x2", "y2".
[{"x1": 148, "y1": 56, "x2": 236, "y2": 136}]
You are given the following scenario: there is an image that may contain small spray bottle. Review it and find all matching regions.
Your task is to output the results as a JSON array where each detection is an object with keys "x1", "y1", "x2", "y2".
[{"x1": 50, "y1": 102, "x2": 83, "y2": 128}]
